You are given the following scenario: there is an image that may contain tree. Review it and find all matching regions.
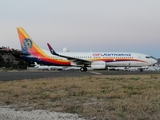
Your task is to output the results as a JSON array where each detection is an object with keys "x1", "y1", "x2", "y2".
[{"x1": 0, "y1": 55, "x2": 4, "y2": 67}]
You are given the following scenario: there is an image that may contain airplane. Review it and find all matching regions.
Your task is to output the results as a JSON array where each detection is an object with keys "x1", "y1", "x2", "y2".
[
  {"x1": 34, "y1": 62, "x2": 65, "y2": 70},
  {"x1": 34, "y1": 62, "x2": 51, "y2": 70},
  {"x1": 114, "y1": 67, "x2": 126, "y2": 71},
  {"x1": 17, "y1": 27, "x2": 157, "y2": 72}
]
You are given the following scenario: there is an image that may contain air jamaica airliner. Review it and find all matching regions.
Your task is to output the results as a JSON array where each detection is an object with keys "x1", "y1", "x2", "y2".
[{"x1": 17, "y1": 27, "x2": 157, "y2": 72}]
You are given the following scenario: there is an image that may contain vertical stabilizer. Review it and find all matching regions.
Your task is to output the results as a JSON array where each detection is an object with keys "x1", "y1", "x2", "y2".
[{"x1": 17, "y1": 27, "x2": 44, "y2": 55}]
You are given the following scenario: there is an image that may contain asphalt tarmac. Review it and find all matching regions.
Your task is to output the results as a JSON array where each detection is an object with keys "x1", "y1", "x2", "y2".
[{"x1": 0, "y1": 70, "x2": 160, "y2": 81}]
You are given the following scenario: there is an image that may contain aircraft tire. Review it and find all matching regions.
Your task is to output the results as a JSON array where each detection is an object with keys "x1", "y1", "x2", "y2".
[
  {"x1": 140, "y1": 68, "x2": 143, "y2": 72},
  {"x1": 80, "y1": 67, "x2": 87, "y2": 72}
]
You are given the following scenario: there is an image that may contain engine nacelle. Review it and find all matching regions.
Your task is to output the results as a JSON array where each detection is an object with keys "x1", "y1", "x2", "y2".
[
  {"x1": 91, "y1": 61, "x2": 106, "y2": 69},
  {"x1": 71, "y1": 62, "x2": 77, "y2": 66}
]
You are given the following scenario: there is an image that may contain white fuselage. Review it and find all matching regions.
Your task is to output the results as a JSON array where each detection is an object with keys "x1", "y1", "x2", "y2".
[{"x1": 43, "y1": 49, "x2": 157, "y2": 67}]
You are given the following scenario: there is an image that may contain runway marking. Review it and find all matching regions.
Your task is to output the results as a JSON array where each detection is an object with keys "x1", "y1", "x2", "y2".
[{"x1": 89, "y1": 71, "x2": 102, "y2": 75}]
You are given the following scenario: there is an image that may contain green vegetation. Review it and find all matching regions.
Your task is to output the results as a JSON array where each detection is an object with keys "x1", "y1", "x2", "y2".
[
  {"x1": 0, "y1": 51, "x2": 28, "y2": 68},
  {"x1": 0, "y1": 74, "x2": 160, "y2": 119}
]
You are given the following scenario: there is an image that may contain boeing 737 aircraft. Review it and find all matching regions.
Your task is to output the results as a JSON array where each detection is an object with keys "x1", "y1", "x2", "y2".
[
  {"x1": 34, "y1": 62, "x2": 52, "y2": 70},
  {"x1": 17, "y1": 27, "x2": 157, "y2": 72},
  {"x1": 34, "y1": 62, "x2": 65, "y2": 70}
]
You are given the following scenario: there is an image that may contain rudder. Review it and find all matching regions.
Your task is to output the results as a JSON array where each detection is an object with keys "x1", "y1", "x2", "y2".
[{"x1": 17, "y1": 27, "x2": 43, "y2": 55}]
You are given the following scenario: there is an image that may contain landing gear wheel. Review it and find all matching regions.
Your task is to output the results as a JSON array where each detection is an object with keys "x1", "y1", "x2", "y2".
[
  {"x1": 140, "y1": 68, "x2": 143, "y2": 72},
  {"x1": 80, "y1": 67, "x2": 87, "y2": 72},
  {"x1": 84, "y1": 67, "x2": 87, "y2": 71}
]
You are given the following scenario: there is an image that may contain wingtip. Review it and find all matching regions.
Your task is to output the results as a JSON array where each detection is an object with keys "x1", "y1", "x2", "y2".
[
  {"x1": 47, "y1": 43, "x2": 59, "y2": 55},
  {"x1": 47, "y1": 43, "x2": 52, "y2": 50}
]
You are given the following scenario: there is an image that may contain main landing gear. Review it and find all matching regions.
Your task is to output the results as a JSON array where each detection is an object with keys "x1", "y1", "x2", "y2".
[
  {"x1": 80, "y1": 67, "x2": 87, "y2": 72},
  {"x1": 139, "y1": 68, "x2": 144, "y2": 72}
]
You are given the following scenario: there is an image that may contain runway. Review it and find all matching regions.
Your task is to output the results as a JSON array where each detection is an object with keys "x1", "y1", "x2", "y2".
[{"x1": 0, "y1": 70, "x2": 160, "y2": 81}]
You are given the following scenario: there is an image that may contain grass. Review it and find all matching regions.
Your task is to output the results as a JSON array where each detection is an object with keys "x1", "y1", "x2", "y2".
[{"x1": 0, "y1": 74, "x2": 160, "y2": 119}]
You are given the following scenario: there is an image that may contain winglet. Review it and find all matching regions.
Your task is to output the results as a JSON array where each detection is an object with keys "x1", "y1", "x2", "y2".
[{"x1": 47, "y1": 43, "x2": 59, "y2": 56}]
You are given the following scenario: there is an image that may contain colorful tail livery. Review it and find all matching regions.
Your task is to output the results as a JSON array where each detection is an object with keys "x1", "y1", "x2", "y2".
[
  {"x1": 17, "y1": 27, "x2": 70, "y2": 66},
  {"x1": 17, "y1": 27, "x2": 44, "y2": 55},
  {"x1": 17, "y1": 27, "x2": 157, "y2": 72}
]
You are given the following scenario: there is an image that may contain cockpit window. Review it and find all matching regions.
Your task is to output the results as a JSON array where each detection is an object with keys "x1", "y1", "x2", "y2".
[
  {"x1": 146, "y1": 56, "x2": 157, "y2": 60},
  {"x1": 146, "y1": 56, "x2": 150, "y2": 58}
]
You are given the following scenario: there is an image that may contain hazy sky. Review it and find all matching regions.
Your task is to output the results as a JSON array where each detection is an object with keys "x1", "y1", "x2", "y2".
[{"x1": 1, "y1": 0, "x2": 160, "y2": 57}]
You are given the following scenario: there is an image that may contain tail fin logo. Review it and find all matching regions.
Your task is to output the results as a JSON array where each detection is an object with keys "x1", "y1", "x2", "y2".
[{"x1": 22, "y1": 38, "x2": 33, "y2": 50}]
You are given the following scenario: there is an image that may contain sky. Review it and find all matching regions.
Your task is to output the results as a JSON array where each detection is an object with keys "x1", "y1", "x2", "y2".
[{"x1": 0, "y1": 0, "x2": 160, "y2": 57}]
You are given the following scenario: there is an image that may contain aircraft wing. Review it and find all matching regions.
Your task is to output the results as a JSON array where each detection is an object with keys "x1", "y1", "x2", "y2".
[{"x1": 47, "y1": 43, "x2": 91, "y2": 65}]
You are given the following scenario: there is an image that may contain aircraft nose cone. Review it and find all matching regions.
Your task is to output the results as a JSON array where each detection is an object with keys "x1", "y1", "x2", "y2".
[{"x1": 153, "y1": 59, "x2": 158, "y2": 65}]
